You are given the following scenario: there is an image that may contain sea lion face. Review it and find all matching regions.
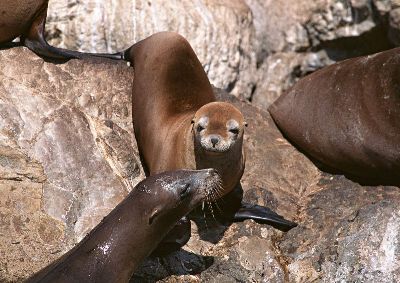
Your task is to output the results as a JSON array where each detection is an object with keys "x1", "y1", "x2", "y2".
[
  {"x1": 145, "y1": 169, "x2": 222, "y2": 226},
  {"x1": 192, "y1": 102, "x2": 246, "y2": 154}
]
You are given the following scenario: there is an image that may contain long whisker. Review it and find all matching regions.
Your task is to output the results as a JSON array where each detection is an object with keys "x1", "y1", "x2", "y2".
[{"x1": 201, "y1": 201, "x2": 209, "y2": 231}]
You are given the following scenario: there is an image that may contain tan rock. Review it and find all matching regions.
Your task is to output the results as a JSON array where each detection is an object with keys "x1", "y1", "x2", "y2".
[{"x1": 0, "y1": 47, "x2": 143, "y2": 281}]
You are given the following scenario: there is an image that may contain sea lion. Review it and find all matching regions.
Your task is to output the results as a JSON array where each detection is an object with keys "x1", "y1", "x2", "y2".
[
  {"x1": 123, "y1": 31, "x2": 297, "y2": 237},
  {"x1": 26, "y1": 169, "x2": 221, "y2": 283},
  {"x1": 269, "y1": 47, "x2": 400, "y2": 185},
  {"x1": 0, "y1": 0, "x2": 122, "y2": 60}
]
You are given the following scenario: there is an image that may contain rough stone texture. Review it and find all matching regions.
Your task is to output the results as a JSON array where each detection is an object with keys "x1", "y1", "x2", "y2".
[
  {"x1": 282, "y1": 176, "x2": 400, "y2": 283},
  {"x1": 45, "y1": 0, "x2": 400, "y2": 110},
  {"x1": 1, "y1": 48, "x2": 400, "y2": 282},
  {"x1": 46, "y1": 0, "x2": 257, "y2": 99},
  {"x1": 245, "y1": 0, "x2": 399, "y2": 108},
  {"x1": 0, "y1": 47, "x2": 143, "y2": 282}
]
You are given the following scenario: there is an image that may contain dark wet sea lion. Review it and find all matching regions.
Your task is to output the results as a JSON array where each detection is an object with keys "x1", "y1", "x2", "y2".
[
  {"x1": 123, "y1": 31, "x2": 297, "y2": 238},
  {"x1": 0, "y1": 0, "x2": 122, "y2": 60},
  {"x1": 269, "y1": 47, "x2": 400, "y2": 185},
  {"x1": 26, "y1": 169, "x2": 221, "y2": 283}
]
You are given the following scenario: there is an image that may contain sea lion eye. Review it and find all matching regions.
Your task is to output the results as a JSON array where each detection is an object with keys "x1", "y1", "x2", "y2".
[
  {"x1": 229, "y1": 128, "x2": 239, "y2": 135},
  {"x1": 197, "y1": 125, "x2": 205, "y2": 132},
  {"x1": 180, "y1": 183, "x2": 191, "y2": 199}
]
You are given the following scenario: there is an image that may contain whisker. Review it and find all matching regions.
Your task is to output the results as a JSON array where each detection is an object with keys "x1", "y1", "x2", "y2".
[{"x1": 201, "y1": 201, "x2": 209, "y2": 231}]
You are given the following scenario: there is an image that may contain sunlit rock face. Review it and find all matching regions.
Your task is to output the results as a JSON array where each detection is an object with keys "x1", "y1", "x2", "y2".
[
  {"x1": 47, "y1": 0, "x2": 400, "y2": 109},
  {"x1": 0, "y1": 47, "x2": 143, "y2": 282},
  {"x1": 46, "y1": 0, "x2": 258, "y2": 100}
]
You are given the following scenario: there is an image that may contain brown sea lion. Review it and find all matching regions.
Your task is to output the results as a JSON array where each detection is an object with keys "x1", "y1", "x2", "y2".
[
  {"x1": 0, "y1": 0, "x2": 122, "y2": 60},
  {"x1": 269, "y1": 47, "x2": 400, "y2": 185},
  {"x1": 26, "y1": 169, "x2": 221, "y2": 283},
  {"x1": 123, "y1": 31, "x2": 297, "y2": 239}
]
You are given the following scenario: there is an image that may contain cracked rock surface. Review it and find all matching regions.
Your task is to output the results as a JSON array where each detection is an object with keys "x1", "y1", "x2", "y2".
[{"x1": 1, "y1": 48, "x2": 400, "y2": 282}]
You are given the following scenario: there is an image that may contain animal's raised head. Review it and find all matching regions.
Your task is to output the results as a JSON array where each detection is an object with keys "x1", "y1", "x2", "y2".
[
  {"x1": 140, "y1": 169, "x2": 222, "y2": 227},
  {"x1": 191, "y1": 102, "x2": 247, "y2": 155}
]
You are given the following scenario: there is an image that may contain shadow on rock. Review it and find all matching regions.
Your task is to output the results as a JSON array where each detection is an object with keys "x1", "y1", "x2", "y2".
[{"x1": 130, "y1": 249, "x2": 214, "y2": 282}]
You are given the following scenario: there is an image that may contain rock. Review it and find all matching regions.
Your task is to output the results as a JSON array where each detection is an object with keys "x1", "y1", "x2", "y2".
[
  {"x1": 246, "y1": 0, "x2": 399, "y2": 109},
  {"x1": 46, "y1": 0, "x2": 257, "y2": 99},
  {"x1": 45, "y1": 1, "x2": 400, "y2": 110},
  {"x1": 0, "y1": 47, "x2": 143, "y2": 282},
  {"x1": 1, "y1": 47, "x2": 400, "y2": 282},
  {"x1": 281, "y1": 175, "x2": 400, "y2": 282}
]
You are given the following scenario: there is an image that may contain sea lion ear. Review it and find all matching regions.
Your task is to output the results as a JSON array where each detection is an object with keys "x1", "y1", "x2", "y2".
[
  {"x1": 191, "y1": 119, "x2": 195, "y2": 124},
  {"x1": 149, "y1": 208, "x2": 159, "y2": 225},
  {"x1": 244, "y1": 122, "x2": 248, "y2": 127}
]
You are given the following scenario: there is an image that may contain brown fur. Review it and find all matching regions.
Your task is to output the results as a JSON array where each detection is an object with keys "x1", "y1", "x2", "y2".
[
  {"x1": 269, "y1": 48, "x2": 400, "y2": 185},
  {"x1": 127, "y1": 32, "x2": 246, "y2": 196},
  {"x1": 0, "y1": 0, "x2": 47, "y2": 43},
  {"x1": 26, "y1": 169, "x2": 221, "y2": 283}
]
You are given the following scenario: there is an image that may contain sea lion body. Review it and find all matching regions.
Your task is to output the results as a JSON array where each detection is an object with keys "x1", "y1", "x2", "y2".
[
  {"x1": 0, "y1": 0, "x2": 122, "y2": 60},
  {"x1": 128, "y1": 32, "x2": 245, "y2": 197},
  {"x1": 269, "y1": 47, "x2": 400, "y2": 185},
  {"x1": 124, "y1": 32, "x2": 296, "y2": 236},
  {"x1": 0, "y1": 0, "x2": 46, "y2": 43},
  {"x1": 26, "y1": 169, "x2": 221, "y2": 283}
]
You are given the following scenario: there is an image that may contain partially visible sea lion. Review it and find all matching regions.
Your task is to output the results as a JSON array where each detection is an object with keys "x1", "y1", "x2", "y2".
[
  {"x1": 123, "y1": 31, "x2": 297, "y2": 236},
  {"x1": 0, "y1": 0, "x2": 122, "y2": 60},
  {"x1": 269, "y1": 47, "x2": 400, "y2": 185},
  {"x1": 26, "y1": 169, "x2": 221, "y2": 283}
]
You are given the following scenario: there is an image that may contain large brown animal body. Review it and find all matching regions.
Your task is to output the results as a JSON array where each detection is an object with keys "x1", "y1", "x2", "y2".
[
  {"x1": 26, "y1": 169, "x2": 221, "y2": 283},
  {"x1": 124, "y1": 32, "x2": 297, "y2": 241},
  {"x1": 127, "y1": 32, "x2": 245, "y2": 196},
  {"x1": 269, "y1": 47, "x2": 400, "y2": 185},
  {"x1": 0, "y1": 0, "x2": 121, "y2": 60}
]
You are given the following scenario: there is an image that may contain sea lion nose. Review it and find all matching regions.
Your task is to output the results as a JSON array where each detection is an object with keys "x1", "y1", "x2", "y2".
[{"x1": 210, "y1": 136, "x2": 219, "y2": 147}]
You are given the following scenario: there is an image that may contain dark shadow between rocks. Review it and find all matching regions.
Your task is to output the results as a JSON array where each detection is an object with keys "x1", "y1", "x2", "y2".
[
  {"x1": 130, "y1": 249, "x2": 214, "y2": 283},
  {"x1": 312, "y1": 25, "x2": 394, "y2": 62}
]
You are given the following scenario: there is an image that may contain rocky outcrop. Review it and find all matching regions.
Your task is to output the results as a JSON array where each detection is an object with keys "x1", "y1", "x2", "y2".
[
  {"x1": 0, "y1": 47, "x2": 143, "y2": 282},
  {"x1": 45, "y1": 0, "x2": 400, "y2": 110},
  {"x1": 245, "y1": 0, "x2": 398, "y2": 108},
  {"x1": 46, "y1": 0, "x2": 257, "y2": 100},
  {"x1": 1, "y1": 48, "x2": 399, "y2": 282}
]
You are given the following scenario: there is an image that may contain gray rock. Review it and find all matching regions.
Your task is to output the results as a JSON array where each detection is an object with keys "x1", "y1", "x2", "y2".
[{"x1": 282, "y1": 175, "x2": 400, "y2": 283}]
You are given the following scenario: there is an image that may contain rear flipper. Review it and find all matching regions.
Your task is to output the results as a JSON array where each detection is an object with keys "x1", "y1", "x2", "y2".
[
  {"x1": 22, "y1": 3, "x2": 124, "y2": 60},
  {"x1": 234, "y1": 202, "x2": 297, "y2": 232}
]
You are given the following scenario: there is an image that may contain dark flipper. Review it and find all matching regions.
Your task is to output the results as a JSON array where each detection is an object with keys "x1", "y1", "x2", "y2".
[
  {"x1": 234, "y1": 202, "x2": 297, "y2": 232},
  {"x1": 22, "y1": 3, "x2": 124, "y2": 60},
  {"x1": 201, "y1": 183, "x2": 297, "y2": 232},
  {"x1": 150, "y1": 217, "x2": 191, "y2": 257}
]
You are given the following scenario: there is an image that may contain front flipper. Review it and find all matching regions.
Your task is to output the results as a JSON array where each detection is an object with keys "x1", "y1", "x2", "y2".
[
  {"x1": 22, "y1": 4, "x2": 123, "y2": 60},
  {"x1": 150, "y1": 217, "x2": 191, "y2": 257},
  {"x1": 206, "y1": 183, "x2": 297, "y2": 232},
  {"x1": 234, "y1": 202, "x2": 297, "y2": 232}
]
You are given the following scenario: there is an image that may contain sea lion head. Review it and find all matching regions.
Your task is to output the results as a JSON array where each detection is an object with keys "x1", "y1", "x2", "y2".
[
  {"x1": 143, "y1": 169, "x2": 222, "y2": 226},
  {"x1": 192, "y1": 102, "x2": 246, "y2": 155}
]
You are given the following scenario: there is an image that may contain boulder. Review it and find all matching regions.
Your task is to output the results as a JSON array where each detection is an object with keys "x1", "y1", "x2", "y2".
[{"x1": 0, "y1": 47, "x2": 399, "y2": 282}]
